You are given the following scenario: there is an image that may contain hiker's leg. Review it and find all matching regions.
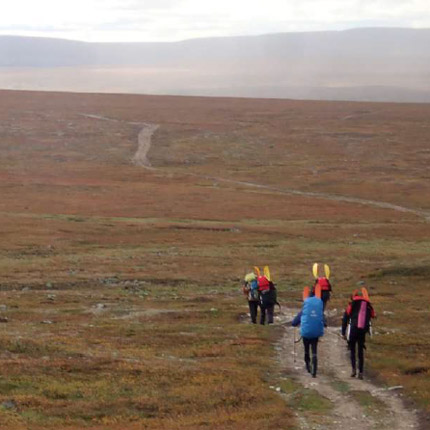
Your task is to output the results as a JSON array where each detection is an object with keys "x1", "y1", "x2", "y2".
[
  {"x1": 303, "y1": 338, "x2": 311, "y2": 372},
  {"x1": 267, "y1": 305, "x2": 274, "y2": 324},
  {"x1": 321, "y1": 292, "x2": 328, "y2": 310},
  {"x1": 260, "y1": 304, "x2": 266, "y2": 325},
  {"x1": 358, "y1": 332, "x2": 366, "y2": 374},
  {"x1": 249, "y1": 301, "x2": 258, "y2": 324},
  {"x1": 311, "y1": 338, "x2": 318, "y2": 377},
  {"x1": 349, "y1": 336, "x2": 357, "y2": 376}
]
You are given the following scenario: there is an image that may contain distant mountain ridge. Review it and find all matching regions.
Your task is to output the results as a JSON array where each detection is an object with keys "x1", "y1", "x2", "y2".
[
  {"x1": 1, "y1": 28, "x2": 430, "y2": 67},
  {"x1": 1, "y1": 28, "x2": 429, "y2": 102}
]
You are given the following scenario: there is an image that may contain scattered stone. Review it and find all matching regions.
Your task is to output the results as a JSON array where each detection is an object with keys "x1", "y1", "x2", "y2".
[
  {"x1": 383, "y1": 311, "x2": 394, "y2": 315},
  {"x1": 0, "y1": 317, "x2": 8, "y2": 323},
  {"x1": 47, "y1": 295, "x2": 56, "y2": 301},
  {"x1": 210, "y1": 308, "x2": 218, "y2": 312},
  {"x1": 387, "y1": 385, "x2": 404, "y2": 391},
  {"x1": 1, "y1": 399, "x2": 17, "y2": 410},
  {"x1": 21, "y1": 287, "x2": 30, "y2": 292},
  {"x1": 372, "y1": 385, "x2": 404, "y2": 394},
  {"x1": 46, "y1": 282, "x2": 53, "y2": 289},
  {"x1": 327, "y1": 308, "x2": 338, "y2": 317},
  {"x1": 0, "y1": 305, "x2": 7, "y2": 311},
  {"x1": 95, "y1": 303, "x2": 107, "y2": 309},
  {"x1": 41, "y1": 320, "x2": 54, "y2": 324}
]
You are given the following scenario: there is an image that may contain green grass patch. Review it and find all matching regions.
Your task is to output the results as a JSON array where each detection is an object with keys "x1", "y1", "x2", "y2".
[
  {"x1": 280, "y1": 378, "x2": 333, "y2": 413},
  {"x1": 331, "y1": 379, "x2": 350, "y2": 393},
  {"x1": 350, "y1": 390, "x2": 388, "y2": 417}
]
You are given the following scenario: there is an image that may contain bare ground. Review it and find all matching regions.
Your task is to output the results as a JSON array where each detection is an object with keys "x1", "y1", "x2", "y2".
[{"x1": 132, "y1": 124, "x2": 160, "y2": 168}]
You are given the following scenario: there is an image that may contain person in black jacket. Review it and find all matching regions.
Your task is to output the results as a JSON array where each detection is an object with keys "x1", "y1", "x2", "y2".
[
  {"x1": 342, "y1": 289, "x2": 376, "y2": 379},
  {"x1": 258, "y1": 276, "x2": 276, "y2": 325}
]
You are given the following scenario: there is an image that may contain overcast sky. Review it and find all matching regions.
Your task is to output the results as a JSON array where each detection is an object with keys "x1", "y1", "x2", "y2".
[{"x1": 1, "y1": 0, "x2": 429, "y2": 42}]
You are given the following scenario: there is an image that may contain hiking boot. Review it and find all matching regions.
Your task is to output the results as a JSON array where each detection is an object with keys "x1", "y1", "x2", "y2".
[
  {"x1": 358, "y1": 372, "x2": 363, "y2": 380},
  {"x1": 305, "y1": 362, "x2": 311, "y2": 373},
  {"x1": 312, "y1": 357, "x2": 318, "y2": 377},
  {"x1": 350, "y1": 370, "x2": 357, "y2": 378}
]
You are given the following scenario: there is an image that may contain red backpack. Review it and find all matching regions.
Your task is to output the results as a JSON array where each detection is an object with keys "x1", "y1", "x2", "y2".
[
  {"x1": 317, "y1": 277, "x2": 331, "y2": 291},
  {"x1": 257, "y1": 276, "x2": 270, "y2": 292}
]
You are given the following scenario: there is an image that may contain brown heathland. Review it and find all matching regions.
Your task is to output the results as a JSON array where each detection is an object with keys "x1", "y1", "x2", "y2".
[{"x1": 0, "y1": 90, "x2": 429, "y2": 429}]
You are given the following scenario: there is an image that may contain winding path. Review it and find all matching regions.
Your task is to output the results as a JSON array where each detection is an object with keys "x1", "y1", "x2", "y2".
[
  {"x1": 81, "y1": 112, "x2": 430, "y2": 221},
  {"x1": 79, "y1": 113, "x2": 159, "y2": 169},
  {"x1": 186, "y1": 173, "x2": 430, "y2": 221}
]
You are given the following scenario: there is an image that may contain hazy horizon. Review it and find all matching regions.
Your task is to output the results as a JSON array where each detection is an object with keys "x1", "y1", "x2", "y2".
[
  {"x1": 1, "y1": 27, "x2": 430, "y2": 103},
  {"x1": 2, "y1": 0, "x2": 430, "y2": 43},
  {"x1": 2, "y1": 25, "x2": 430, "y2": 44}
]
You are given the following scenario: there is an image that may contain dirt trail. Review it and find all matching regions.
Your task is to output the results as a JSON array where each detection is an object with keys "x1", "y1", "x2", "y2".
[
  {"x1": 132, "y1": 124, "x2": 160, "y2": 168},
  {"x1": 130, "y1": 122, "x2": 430, "y2": 220},
  {"x1": 81, "y1": 112, "x2": 430, "y2": 220},
  {"x1": 79, "y1": 113, "x2": 158, "y2": 169},
  {"x1": 277, "y1": 310, "x2": 419, "y2": 430},
  {"x1": 186, "y1": 174, "x2": 430, "y2": 221}
]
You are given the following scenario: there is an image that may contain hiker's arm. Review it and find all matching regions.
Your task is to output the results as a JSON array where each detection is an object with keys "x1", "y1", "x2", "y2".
[
  {"x1": 341, "y1": 311, "x2": 348, "y2": 336},
  {"x1": 242, "y1": 283, "x2": 250, "y2": 296},
  {"x1": 291, "y1": 311, "x2": 302, "y2": 327}
]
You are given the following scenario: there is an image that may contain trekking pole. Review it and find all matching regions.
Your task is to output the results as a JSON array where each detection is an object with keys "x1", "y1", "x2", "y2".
[{"x1": 293, "y1": 327, "x2": 296, "y2": 364}]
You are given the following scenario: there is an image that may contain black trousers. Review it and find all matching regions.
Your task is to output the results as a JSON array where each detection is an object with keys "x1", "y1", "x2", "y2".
[
  {"x1": 248, "y1": 301, "x2": 259, "y2": 324},
  {"x1": 260, "y1": 304, "x2": 274, "y2": 325},
  {"x1": 321, "y1": 291, "x2": 330, "y2": 310},
  {"x1": 303, "y1": 337, "x2": 319, "y2": 376},
  {"x1": 349, "y1": 329, "x2": 366, "y2": 373}
]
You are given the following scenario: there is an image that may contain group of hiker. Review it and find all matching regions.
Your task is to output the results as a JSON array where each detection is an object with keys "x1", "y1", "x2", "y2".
[{"x1": 242, "y1": 263, "x2": 376, "y2": 380}]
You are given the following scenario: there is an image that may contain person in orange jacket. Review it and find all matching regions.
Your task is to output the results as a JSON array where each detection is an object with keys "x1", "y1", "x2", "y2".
[{"x1": 312, "y1": 277, "x2": 332, "y2": 310}]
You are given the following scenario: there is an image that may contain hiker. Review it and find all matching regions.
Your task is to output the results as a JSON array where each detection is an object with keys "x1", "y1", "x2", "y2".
[
  {"x1": 341, "y1": 288, "x2": 376, "y2": 379},
  {"x1": 242, "y1": 273, "x2": 260, "y2": 324},
  {"x1": 311, "y1": 263, "x2": 332, "y2": 310},
  {"x1": 258, "y1": 275, "x2": 277, "y2": 325},
  {"x1": 312, "y1": 277, "x2": 332, "y2": 310},
  {"x1": 292, "y1": 290, "x2": 325, "y2": 377}
]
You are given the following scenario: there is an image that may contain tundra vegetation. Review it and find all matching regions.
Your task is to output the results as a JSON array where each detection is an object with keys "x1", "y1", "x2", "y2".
[{"x1": 0, "y1": 90, "x2": 429, "y2": 429}]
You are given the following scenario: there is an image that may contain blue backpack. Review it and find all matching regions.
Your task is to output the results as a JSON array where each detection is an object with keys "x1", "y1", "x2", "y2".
[
  {"x1": 249, "y1": 279, "x2": 260, "y2": 301},
  {"x1": 300, "y1": 296, "x2": 324, "y2": 338}
]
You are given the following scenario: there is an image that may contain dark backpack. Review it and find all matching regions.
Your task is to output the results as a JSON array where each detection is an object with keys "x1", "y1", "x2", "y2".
[{"x1": 260, "y1": 281, "x2": 277, "y2": 306}]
